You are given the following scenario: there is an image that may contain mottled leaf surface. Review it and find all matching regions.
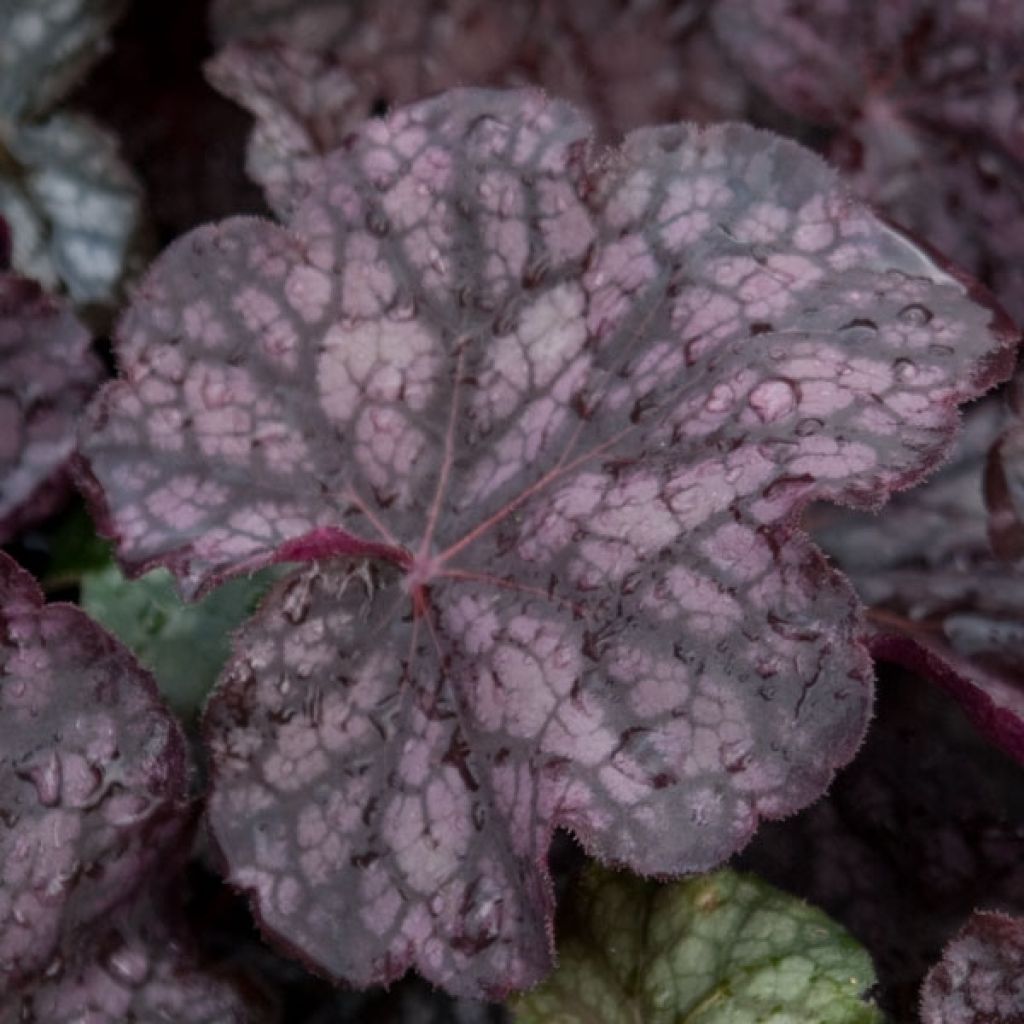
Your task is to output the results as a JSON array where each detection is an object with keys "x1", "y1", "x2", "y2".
[
  {"x1": 511, "y1": 867, "x2": 881, "y2": 1024},
  {"x1": 82, "y1": 563, "x2": 284, "y2": 721},
  {"x1": 0, "y1": 897, "x2": 268, "y2": 1024},
  {"x1": 0, "y1": 553, "x2": 188, "y2": 995},
  {"x1": 0, "y1": 0, "x2": 127, "y2": 121},
  {"x1": 207, "y1": 0, "x2": 745, "y2": 215},
  {"x1": 712, "y1": 0, "x2": 1024, "y2": 322},
  {"x1": 0, "y1": 273, "x2": 102, "y2": 543},
  {"x1": 814, "y1": 401, "x2": 1024, "y2": 764},
  {"x1": 1, "y1": 113, "x2": 146, "y2": 307},
  {"x1": 920, "y1": 912, "x2": 1024, "y2": 1024},
  {"x1": 986, "y1": 373, "x2": 1024, "y2": 562},
  {"x1": 739, "y1": 670, "x2": 1024, "y2": 1021},
  {"x1": 80, "y1": 90, "x2": 1016, "y2": 995}
]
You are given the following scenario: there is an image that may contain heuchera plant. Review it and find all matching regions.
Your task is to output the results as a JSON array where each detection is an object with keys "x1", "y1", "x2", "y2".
[
  {"x1": 3, "y1": 1, "x2": 1024, "y2": 1019},
  {"x1": 76, "y1": 86, "x2": 1017, "y2": 997}
]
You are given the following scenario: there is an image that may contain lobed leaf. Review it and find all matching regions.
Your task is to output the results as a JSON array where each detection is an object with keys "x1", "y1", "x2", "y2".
[
  {"x1": 511, "y1": 867, "x2": 882, "y2": 1023},
  {"x1": 79, "y1": 89, "x2": 1018, "y2": 995},
  {"x1": 0, "y1": 0, "x2": 127, "y2": 121},
  {"x1": 711, "y1": 0, "x2": 1024, "y2": 322},
  {"x1": 0, "y1": 272, "x2": 102, "y2": 543},
  {"x1": 920, "y1": 912, "x2": 1024, "y2": 1024},
  {"x1": 0, "y1": 552, "x2": 188, "y2": 996},
  {"x1": 206, "y1": 0, "x2": 744, "y2": 215}
]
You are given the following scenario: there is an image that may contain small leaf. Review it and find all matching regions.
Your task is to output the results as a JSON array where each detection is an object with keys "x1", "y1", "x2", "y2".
[
  {"x1": 0, "y1": 0, "x2": 127, "y2": 121},
  {"x1": 2, "y1": 112, "x2": 146, "y2": 307},
  {"x1": 79, "y1": 89, "x2": 1017, "y2": 995},
  {"x1": 920, "y1": 912, "x2": 1024, "y2": 1024},
  {"x1": 511, "y1": 867, "x2": 882, "y2": 1024},
  {"x1": 81, "y1": 563, "x2": 285, "y2": 722},
  {"x1": 0, "y1": 552, "x2": 188, "y2": 995},
  {"x1": 0, "y1": 272, "x2": 102, "y2": 543}
]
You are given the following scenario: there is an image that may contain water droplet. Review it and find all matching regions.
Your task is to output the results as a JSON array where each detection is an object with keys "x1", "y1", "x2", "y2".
[
  {"x1": 30, "y1": 751, "x2": 62, "y2": 808},
  {"x1": 365, "y1": 209, "x2": 390, "y2": 238},
  {"x1": 704, "y1": 383, "x2": 733, "y2": 413},
  {"x1": 428, "y1": 248, "x2": 447, "y2": 275},
  {"x1": 838, "y1": 318, "x2": 878, "y2": 343},
  {"x1": 105, "y1": 945, "x2": 150, "y2": 987},
  {"x1": 282, "y1": 575, "x2": 313, "y2": 625},
  {"x1": 748, "y1": 378, "x2": 798, "y2": 423},
  {"x1": 757, "y1": 684, "x2": 777, "y2": 701},
  {"x1": 893, "y1": 358, "x2": 917, "y2": 382},
  {"x1": 201, "y1": 376, "x2": 231, "y2": 409},
  {"x1": 795, "y1": 417, "x2": 823, "y2": 437},
  {"x1": 724, "y1": 465, "x2": 742, "y2": 484},
  {"x1": 898, "y1": 303, "x2": 932, "y2": 327}
]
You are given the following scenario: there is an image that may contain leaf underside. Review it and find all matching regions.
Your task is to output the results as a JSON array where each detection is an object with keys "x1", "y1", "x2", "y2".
[
  {"x1": 79, "y1": 88, "x2": 1017, "y2": 995},
  {"x1": 920, "y1": 912, "x2": 1024, "y2": 1024},
  {"x1": 0, "y1": 553, "x2": 188, "y2": 997},
  {"x1": 0, "y1": 273, "x2": 102, "y2": 543}
]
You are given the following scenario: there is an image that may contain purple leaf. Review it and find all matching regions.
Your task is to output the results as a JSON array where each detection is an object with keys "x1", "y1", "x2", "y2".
[
  {"x1": 920, "y1": 912, "x2": 1024, "y2": 1024},
  {"x1": 739, "y1": 670, "x2": 1024, "y2": 1021},
  {"x1": 1, "y1": 895, "x2": 270, "y2": 1024},
  {"x1": 986, "y1": 372, "x2": 1024, "y2": 561},
  {"x1": 0, "y1": 552, "x2": 188, "y2": 996},
  {"x1": 0, "y1": 273, "x2": 102, "y2": 543},
  {"x1": 711, "y1": 0, "x2": 1024, "y2": 323},
  {"x1": 813, "y1": 401, "x2": 1024, "y2": 764},
  {"x1": 79, "y1": 89, "x2": 1017, "y2": 995},
  {"x1": 206, "y1": 0, "x2": 745, "y2": 215}
]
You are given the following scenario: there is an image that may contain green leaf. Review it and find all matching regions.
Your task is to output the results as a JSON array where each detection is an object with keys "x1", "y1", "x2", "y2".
[
  {"x1": 511, "y1": 868, "x2": 883, "y2": 1024},
  {"x1": 81, "y1": 563, "x2": 283, "y2": 722}
]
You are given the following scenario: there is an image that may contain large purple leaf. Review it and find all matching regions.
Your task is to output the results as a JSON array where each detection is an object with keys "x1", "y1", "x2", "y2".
[
  {"x1": 0, "y1": 895, "x2": 270, "y2": 1024},
  {"x1": 739, "y1": 669, "x2": 1024, "y2": 1021},
  {"x1": 813, "y1": 400, "x2": 1024, "y2": 764},
  {"x1": 0, "y1": 273, "x2": 103, "y2": 543},
  {"x1": 206, "y1": 0, "x2": 745, "y2": 215},
  {"x1": 920, "y1": 912, "x2": 1024, "y2": 1024},
  {"x1": 0, "y1": 552, "x2": 188, "y2": 996},
  {"x1": 711, "y1": 0, "x2": 1024, "y2": 323},
  {"x1": 79, "y1": 90, "x2": 1017, "y2": 995}
]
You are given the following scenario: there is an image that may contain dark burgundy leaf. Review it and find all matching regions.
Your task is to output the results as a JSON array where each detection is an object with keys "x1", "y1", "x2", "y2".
[
  {"x1": 920, "y1": 912, "x2": 1024, "y2": 1024},
  {"x1": 1, "y1": 895, "x2": 270, "y2": 1024},
  {"x1": 712, "y1": 0, "x2": 1024, "y2": 323},
  {"x1": 0, "y1": 273, "x2": 103, "y2": 543},
  {"x1": 813, "y1": 401, "x2": 1024, "y2": 764},
  {"x1": 207, "y1": 0, "x2": 745, "y2": 215},
  {"x1": 79, "y1": 90, "x2": 1017, "y2": 995},
  {"x1": 739, "y1": 669, "x2": 1024, "y2": 1021},
  {"x1": 0, "y1": 553, "x2": 188, "y2": 996},
  {"x1": 986, "y1": 372, "x2": 1024, "y2": 561}
]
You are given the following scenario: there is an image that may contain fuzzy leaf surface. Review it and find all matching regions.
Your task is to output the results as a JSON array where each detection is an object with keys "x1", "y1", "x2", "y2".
[
  {"x1": 0, "y1": 897, "x2": 268, "y2": 1024},
  {"x1": 511, "y1": 867, "x2": 881, "y2": 1024},
  {"x1": 0, "y1": 553, "x2": 188, "y2": 996},
  {"x1": 920, "y1": 912, "x2": 1024, "y2": 1024},
  {"x1": 206, "y1": 0, "x2": 744, "y2": 215},
  {"x1": 79, "y1": 90, "x2": 1017, "y2": 995},
  {"x1": 712, "y1": 0, "x2": 1024, "y2": 322},
  {"x1": 0, "y1": 273, "x2": 102, "y2": 543},
  {"x1": 0, "y1": 0, "x2": 126, "y2": 121}
]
